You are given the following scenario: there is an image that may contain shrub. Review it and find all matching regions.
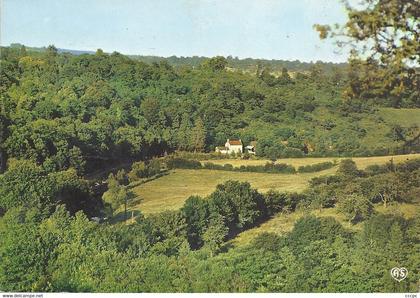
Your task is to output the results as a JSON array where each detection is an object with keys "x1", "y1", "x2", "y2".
[
  {"x1": 297, "y1": 161, "x2": 335, "y2": 173},
  {"x1": 166, "y1": 158, "x2": 202, "y2": 170},
  {"x1": 128, "y1": 159, "x2": 163, "y2": 182},
  {"x1": 202, "y1": 162, "x2": 225, "y2": 170},
  {"x1": 223, "y1": 164, "x2": 234, "y2": 171},
  {"x1": 192, "y1": 161, "x2": 297, "y2": 174},
  {"x1": 264, "y1": 162, "x2": 296, "y2": 174},
  {"x1": 282, "y1": 147, "x2": 304, "y2": 158},
  {"x1": 263, "y1": 190, "x2": 288, "y2": 216},
  {"x1": 128, "y1": 161, "x2": 148, "y2": 182},
  {"x1": 364, "y1": 164, "x2": 388, "y2": 176},
  {"x1": 338, "y1": 194, "x2": 373, "y2": 224},
  {"x1": 309, "y1": 175, "x2": 341, "y2": 187},
  {"x1": 147, "y1": 159, "x2": 162, "y2": 176},
  {"x1": 251, "y1": 232, "x2": 283, "y2": 251},
  {"x1": 337, "y1": 159, "x2": 359, "y2": 177},
  {"x1": 287, "y1": 215, "x2": 346, "y2": 250},
  {"x1": 396, "y1": 158, "x2": 420, "y2": 172}
]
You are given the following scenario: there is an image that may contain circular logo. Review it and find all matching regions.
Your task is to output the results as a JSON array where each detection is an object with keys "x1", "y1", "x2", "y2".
[{"x1": 390, "y1": 267, "x2": 408, "y2": 282}]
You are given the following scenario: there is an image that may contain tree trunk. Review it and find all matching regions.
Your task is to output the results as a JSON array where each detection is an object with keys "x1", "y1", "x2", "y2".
[
  {"x1": 379, "y1": 193, "x2": 387, "y2": 208},
  {"x1": 124, "y1": 198, "x2": 127, "y2": 221},
  {"x1": 0, "y1": 149, "x2": 6, "y2": 174}
]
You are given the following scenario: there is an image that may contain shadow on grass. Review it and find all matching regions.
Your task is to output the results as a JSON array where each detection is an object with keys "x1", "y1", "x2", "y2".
[{"x1": 220, "y1": 242, "x2": 235, "y2": 253}]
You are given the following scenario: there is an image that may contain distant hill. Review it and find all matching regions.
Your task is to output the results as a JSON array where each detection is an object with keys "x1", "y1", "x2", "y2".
[
  {"x1": 9, "y1": 43, "x2": 95, "y2": 55},
  {"x1": 129, "y1": 55, "x2": 347, "y2": 75},
  {"x1": 8, "y1": 43, "x2": 346, "y2": 75}
]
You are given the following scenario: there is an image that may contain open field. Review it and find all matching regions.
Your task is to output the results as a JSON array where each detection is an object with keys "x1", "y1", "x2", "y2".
[
  {"x1": 201, "y1": 153, "x2": 420, "y2": 169},
  {"x1": 130, "y1": 168, "x2": 334, "y2": 214},
  {"x1": 230, "y1": 202, "x2": 420, "y2": 247},
  {"x1": 129, "y1": 153, "x2": 420, "y2": 215}
]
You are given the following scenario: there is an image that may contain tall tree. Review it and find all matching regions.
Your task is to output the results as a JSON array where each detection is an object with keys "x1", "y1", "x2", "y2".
[
  {"x1": 315, "y1": 0, "x2": 419, "y2": 106},
  {"x1": 190, "y1": 118, "x2": 206, "y2": 152}
]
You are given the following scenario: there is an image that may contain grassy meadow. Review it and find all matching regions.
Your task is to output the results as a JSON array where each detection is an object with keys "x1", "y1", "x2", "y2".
[
  {"x1": 378, "y1": 108, "x2": 420, "y2": 127},
  {"x1": 129, "y1": 168, "x2": 334, "y2": 214},
  {"x1": 128, "y1": 153, "x2": 420, "y2": 215},
  {"x1": 230, "y1": 202, "x2": 420, "y2": 247}
]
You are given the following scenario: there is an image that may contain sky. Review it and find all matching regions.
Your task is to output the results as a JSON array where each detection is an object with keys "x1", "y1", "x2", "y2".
[{"x1": 1, "y1": 0, "x2": 349, "y2": 62}]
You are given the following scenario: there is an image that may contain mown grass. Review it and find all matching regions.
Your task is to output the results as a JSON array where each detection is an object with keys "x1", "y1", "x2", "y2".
[
  {"x1": 129, "y1": 153, "x2": 420, "y2": 215},
  {"x1": 130, "y1": 168, "x2": 333, "y2": 214},
  {"x1": 378, "y1": 108, "x2": 420, "y2": 127}
]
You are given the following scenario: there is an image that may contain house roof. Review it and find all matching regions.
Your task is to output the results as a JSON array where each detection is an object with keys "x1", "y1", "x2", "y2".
[{"x1": 227, "y1": 139, "x2": 242, "y2": 145}]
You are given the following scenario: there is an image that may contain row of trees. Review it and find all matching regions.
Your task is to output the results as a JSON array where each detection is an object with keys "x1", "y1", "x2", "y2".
[{"x1": 306, "y1": 158, "x2": 420, "y2": 223}]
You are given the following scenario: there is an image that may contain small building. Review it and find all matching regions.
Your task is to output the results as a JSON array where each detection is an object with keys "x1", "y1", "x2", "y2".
[
  {"x1": 215, "y1": 146, "x2": 229, "y2": 154},
  {"x1": 245, "y1": 141, "x2": 257, "y2": 155},
  {"x1": 216, "y1": 139, "x2": 243, "y2": 154}
]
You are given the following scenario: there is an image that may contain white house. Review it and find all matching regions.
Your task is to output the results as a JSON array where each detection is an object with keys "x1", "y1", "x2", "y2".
[{"x1": 215, "y1": 139, "x2": 243, "y2": 154}]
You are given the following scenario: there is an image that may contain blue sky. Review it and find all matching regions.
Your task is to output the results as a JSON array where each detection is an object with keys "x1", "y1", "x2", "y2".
[{"x1": 2, "y1": 0, "x2": 349, "y2": 62}]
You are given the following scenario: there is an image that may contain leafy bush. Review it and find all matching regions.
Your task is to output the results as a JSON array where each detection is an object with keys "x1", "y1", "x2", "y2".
[
  {"x1": 202, "y1": 162, "x2": 225, "y2": 170},
  {"x1": 309, "y1": 175, "x2": 341, "y2": 187},
  {"x1": 338, "y1": 194, "x2": 373, "y2": 224},
  {"x1": 337, "y1": 159, "x2": 359, "y2": 177},
  {"x1": 165, "y1": 158, "x2": 202, "y2": 170},
  {"x1": 187, "y1": 160, "x2": 297, "y2": 174},
  {"x1": 234, "y1": 162, "x2": 296, "y2": 174},
  {"x1": 251, "y1": 232, "x2": 283, "y2": 251},
  {"x1": 263, "y1": 190, "x2": 288, "y2": 216},
  {"x1": 364, "y1": 164, "x2": 387, "y2": 176},
  {"x1": 128, "y1": 159, "x2": 163, "y2": 182},
  {"x1": 128, "y1": 161, "x2": 148, "y2": 181},
  {"x1": 297, "y1": 161, "x2": 335, "y2": 173}
]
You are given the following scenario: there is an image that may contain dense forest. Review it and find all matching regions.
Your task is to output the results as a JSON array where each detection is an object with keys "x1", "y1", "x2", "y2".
[
  {"x1": 1, "y1": 45, "x2": 419, "y2": 175},
  {"x1": 1, "y1": 0, "x2": 419, "y2": 293}
]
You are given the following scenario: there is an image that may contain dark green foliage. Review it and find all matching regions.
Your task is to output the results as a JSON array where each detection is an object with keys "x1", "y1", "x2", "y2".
[
  {"x1": 165, "y1": 157, "x2": 202, "y2": 169},
  {"x1": 181, "y1": 196, "x2": 209, "y2": 248},
  {"x1": 0, "y1": 159, "x2": 55, "y2": 211},
  {"x1": 128, "y1": 159, "x2": 162, "y2": 181},
  {"x1": 262, "y1": 190, "x2": 299, "y2": 216},
  {"x1": 1, "y1": 192, "x2": 418, "y2": 292},
  {"x1": 287, "y1": 216, "x2": 347, "y2": 251},
  {"x1": 1, "y1": 45, "x2": 416, "y2": 179},
  {"x1": 302, "y1": 184, "x2": 337, "y2": 211},
  {"x1": 208, "y1": 180, "x2": 264, "y2": 231},
  {"x1": 0, "y1": 159, "x2": 92, "y2": 215},
  {"x1": 338, "y1": 194, "x2": 374, "y2": 224},
  {"x1": 337, "y1": 159, "x2": 360, "y2": 177},
  {"x1": 251, "y1": 232, "x2": 283, "y2": 252},
  {"x1": 202, "y1": 218, "x2": 229, "y2": 256},
  {"x1": 174, "y1": 159, "x2": 297, "y2": 174},
  {"x1": 297, "y1": 161, "x2": 335, "y2": 173}
]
